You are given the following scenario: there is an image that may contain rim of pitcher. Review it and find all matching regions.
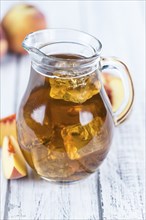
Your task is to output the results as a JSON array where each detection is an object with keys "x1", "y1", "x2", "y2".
[{"x1": 22, "y1": 28, "x2": 102, "y2": 62}]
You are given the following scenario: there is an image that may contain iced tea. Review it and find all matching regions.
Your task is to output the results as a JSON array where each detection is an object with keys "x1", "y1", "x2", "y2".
[{"x1": 17, "y1": 54, "x2": 113, "y2": 181}]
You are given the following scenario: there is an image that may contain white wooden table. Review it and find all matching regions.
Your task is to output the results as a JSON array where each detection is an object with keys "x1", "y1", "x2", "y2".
[{"x1": 0, "y1": 1, "x2": 145, "y2": 220}]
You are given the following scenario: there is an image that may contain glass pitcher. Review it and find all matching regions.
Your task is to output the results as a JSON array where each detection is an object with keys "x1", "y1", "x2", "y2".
[{"x1": 17, "y1": 29, "x2": 134, "y2": 182}]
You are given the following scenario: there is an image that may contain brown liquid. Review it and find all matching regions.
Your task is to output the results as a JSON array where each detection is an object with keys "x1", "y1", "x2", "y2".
[{"x1": 17, "y1": 54, "x2": 113, "y2": 181}]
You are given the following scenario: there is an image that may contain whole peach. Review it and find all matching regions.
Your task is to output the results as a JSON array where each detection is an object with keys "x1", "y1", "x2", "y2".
[
  {"x1": 0, "y1": 25, "x2": 8, "y2": 58},
  {"x1": 2, "y1": 4, "x2": 47, "y2": 54}
]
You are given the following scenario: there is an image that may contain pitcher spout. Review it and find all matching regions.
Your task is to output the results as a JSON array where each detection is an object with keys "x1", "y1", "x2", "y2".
[{"x1": 22, "y1": 31, "x2": 47, "y2": 63}]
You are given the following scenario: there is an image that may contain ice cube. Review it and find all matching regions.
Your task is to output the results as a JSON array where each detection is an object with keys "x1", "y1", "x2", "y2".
[
  {"x1": 49, "y1": 74, "x2": 101, "y2": 103},
  {"x1": 31, "y1": 144, "x2": 79, "y2": 178},
  {"x1": 61, "y1": 116, "x2": 104, "y2": 160}
]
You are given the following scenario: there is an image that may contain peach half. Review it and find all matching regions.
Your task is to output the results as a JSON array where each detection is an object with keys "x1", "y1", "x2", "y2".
[
  {"x1": 101, "y1": 73, "x2": 124, "y2": 112},
  {"x1": 2, "y1": 4, "x2": 47, "y2": 54}
]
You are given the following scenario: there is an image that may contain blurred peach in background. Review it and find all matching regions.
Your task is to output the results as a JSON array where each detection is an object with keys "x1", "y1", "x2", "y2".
[{"x1": 0, "y1": 3, "x2": 47, "y2": 56}]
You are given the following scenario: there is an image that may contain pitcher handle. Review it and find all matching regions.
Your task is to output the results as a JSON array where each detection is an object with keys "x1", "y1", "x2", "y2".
[{"x1": 100, "y1": 57, "x2": 134, "y2": 126}]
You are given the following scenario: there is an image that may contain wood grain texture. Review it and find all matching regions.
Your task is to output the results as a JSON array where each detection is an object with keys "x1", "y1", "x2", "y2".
[
  {"x1": 0, "y1": 151, "x2": 9, "y2": 220},
  {"x1": 0, "y1": 1, "x2": 145, "y2": 220},
  {"x1": 99, "y1": 120, "x2": 145, "y2": 219},
  {"x1": 6, "y1": 171, "x2": 100, "y2": 220},
  {"x1": 1, "y1": 2, "x2": 100, "y2": 220},
  {"x1": 85, "y1": 1, "x2": 145, "y2": 219},
  {"x1": 0, "y1": 55, "x2": 18, "y2": 220}
]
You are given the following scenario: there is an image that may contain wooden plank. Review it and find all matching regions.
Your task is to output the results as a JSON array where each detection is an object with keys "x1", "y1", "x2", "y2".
[
  {"x1": 7, "y1": 173, "x2": 100, "y2": 220},
  {"x1": 0, "y1": 151, "x2": 10, "y2": 220},
  {"x1": 6, "y1": 2, "x2": 100, "y2": 220},
  {"x1": 99, "y1": 116, "x2": 145, "y2": 220},
  {"x1": 87, "y1": 1, "x2": 145, "y2": 219},
  {"x1": 0, "y1": 54, "x2": 18, "y2": 219}
]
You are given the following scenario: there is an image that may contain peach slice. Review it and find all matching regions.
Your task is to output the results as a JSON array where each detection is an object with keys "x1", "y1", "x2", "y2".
[
  {"x1": 101, "y1": 73, "x2": 124, "y2": 112},
  {"x1": 0, "y1": 114, "x2": 17, "y2": 147},
  {"x1": 2, "y1": 135, "x2": 27, "y2": 179},
  {"x1": 0, "y1": 114, "x2": 34, "y2": 169}
]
